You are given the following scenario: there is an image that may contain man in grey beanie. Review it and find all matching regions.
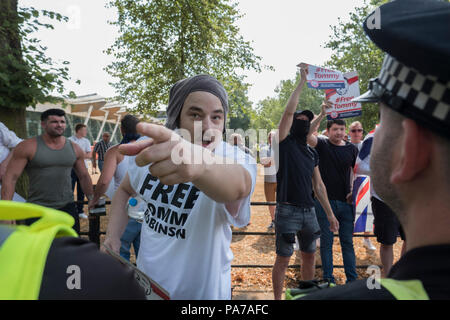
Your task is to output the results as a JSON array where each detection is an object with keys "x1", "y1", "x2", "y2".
[
  {"x1": 104, "y1": 74, "x2": 257, "y2": 300},
  {"x1": 165, "y1": 74, "x2": 229, "y2": 131}
]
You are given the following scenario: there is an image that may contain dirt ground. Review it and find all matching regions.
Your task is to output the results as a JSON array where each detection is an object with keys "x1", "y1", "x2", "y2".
[{"x1": 80, "y1": 164, "x2": 404, "y2": 300}]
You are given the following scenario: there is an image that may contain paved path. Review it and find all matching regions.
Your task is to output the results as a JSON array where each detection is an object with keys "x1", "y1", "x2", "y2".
[{"x1": 232, "y1": 290, "x2": 274, "y2": 300}]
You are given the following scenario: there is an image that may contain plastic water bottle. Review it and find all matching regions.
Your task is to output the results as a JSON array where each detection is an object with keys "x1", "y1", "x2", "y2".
[
  {"x1": 127, "y1": 196, "x2": 145, "y2": 223},
  {"x1": 293, "y1": 235, "x2": 299, "y2": 251},
  {"x1": 89, "y1": 197, "x2": 106, "y2": 216}
]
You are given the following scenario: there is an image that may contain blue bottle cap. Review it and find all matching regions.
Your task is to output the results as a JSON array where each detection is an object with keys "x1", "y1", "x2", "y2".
[{"x1": 129, "y1": 198, "x2": 138, "y2": 207}]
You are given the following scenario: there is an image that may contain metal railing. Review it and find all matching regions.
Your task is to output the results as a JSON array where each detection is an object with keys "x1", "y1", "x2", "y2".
[{"x1": 78, "y1": 200, "x2": 382, "y2": 270}]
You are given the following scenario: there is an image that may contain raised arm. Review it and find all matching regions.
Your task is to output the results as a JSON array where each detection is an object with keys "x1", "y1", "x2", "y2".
[
  {"x1": 307, "y1": 100, "x2": 332, "y2": 147},
  {"x1": 72, "y1": 142, "x2": 94, "y2": 207},
  {"x1": 119, "y1": 123, "x2": 254, "y2": 216},
  {"x1": 277, "y1": 66, "x2": 308, "y2": 142}
]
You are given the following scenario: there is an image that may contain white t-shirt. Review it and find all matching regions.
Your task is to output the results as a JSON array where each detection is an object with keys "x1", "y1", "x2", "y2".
[
  {"x1": 105, "y1": 154, "x2": 129, "y2": 200},
  {"x1": 69, "y1": 135, "x2": 91, "y2": 168},
  {"x1": 0, "y1": 122, "x2": 22, "y2": 164},
  {"x1": 260, "y1": 145, "x2": 277, "y2": 183},
  {"x1": 0, "y1": 122, "x2": 24, "y2": 202},
  {"x1": 127, "y1": 139, "x2": 257, "y2": 300}
]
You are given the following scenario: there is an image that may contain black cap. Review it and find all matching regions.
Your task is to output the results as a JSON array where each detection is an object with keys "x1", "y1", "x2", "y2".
[
  {"x1": 353, "y1": 0, "x2": 450, "y2": 138},
  {"x1": 294, "y1": 110, "x2": 314, "y2": 122}
]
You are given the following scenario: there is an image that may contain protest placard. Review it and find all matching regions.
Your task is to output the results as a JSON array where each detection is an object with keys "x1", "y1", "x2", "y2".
[
  {"x1": 298, "y1": 63, "x2": 346, "y2": 89},
  {"x1": 324, "y1": 71, "x2": 362, "y2": 119}
]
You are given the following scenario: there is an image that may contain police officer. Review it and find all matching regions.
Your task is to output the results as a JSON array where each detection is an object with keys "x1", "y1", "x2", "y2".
[
  {"x1": 303, "y1": 0, "x2": 450, "y2": 299},
  {"x1": 0, "y1": 201, "x2": 146, "y2": 299}
]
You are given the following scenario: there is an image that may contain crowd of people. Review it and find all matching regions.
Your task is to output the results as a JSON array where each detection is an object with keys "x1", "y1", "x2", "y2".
[{"x1": 0, "y1": 0, "x2": 449, "y2": 301}]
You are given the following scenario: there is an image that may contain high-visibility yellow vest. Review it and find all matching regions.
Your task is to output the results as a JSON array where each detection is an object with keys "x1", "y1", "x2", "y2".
[
  {"x1": 0, "y1": 200, "x2": 77, "y2": 300},
  {"x1": 286, "y1": 278, "x2": 430, "y2": 300},
  {"x1": 378, "y1": 278, "x2": 429, "y2": 300}
]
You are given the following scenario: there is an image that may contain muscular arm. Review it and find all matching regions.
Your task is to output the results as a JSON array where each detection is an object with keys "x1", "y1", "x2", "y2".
[
  {"x1": 312, "y1": 166, "x2": 339, "y2": 232},
  {"x1": 0, "y1": 152, "x2": 14, "y2": 182},
  {"x1": 278, "y1": 69, "x2": 307, "y2": 142},
  {"x1": 91, "y1": 146, "x2": 120, "y2": 205},
  {"x1": 1, "y1": 140, "x2": 33, "y2": 200},
  {"x1": 72, "y1": 142, "x2": 94, "y2": 199}
]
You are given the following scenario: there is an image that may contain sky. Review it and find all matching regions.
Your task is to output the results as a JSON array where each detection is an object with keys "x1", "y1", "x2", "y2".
[{"x1": 19, "y1": 0, "x2": 367, "y2": 108}]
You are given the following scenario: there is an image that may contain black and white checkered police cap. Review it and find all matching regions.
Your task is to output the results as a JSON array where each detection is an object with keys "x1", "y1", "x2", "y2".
[{"x1": 353, "y1": 0, "x2": 450, "y2": 139}]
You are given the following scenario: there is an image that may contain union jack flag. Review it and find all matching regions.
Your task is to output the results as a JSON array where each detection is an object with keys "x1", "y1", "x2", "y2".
[
  {"x1": 352, "y1": 128, "x2": 376, "y2": 232},
  {"x1": 352, "y1": 176, "x2": 374, "y2": 232}
]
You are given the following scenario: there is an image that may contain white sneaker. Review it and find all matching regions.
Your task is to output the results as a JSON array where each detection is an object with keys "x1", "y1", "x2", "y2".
[
  {"x1": 363, "y1": 238, "x2": 376, "y2": 251},
  {"x1": 293, "y1": 236, "x2": 299, "y2": 251},
  {"x1": 79, "y1": 213, "x2": 88, "y2": 219}
]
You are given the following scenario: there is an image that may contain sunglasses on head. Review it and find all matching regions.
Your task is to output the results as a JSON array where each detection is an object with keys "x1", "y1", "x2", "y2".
[{"x1": 350, "y1": 129, "x2": 363, "y2": 133}]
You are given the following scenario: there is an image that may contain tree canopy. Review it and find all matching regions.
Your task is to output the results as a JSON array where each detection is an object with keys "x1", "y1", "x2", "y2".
[
  {"x1": 105, "y1": 0, "x2": 266, "y2": 117},
  {"x1": 0, "y1": 1, "x2": 77, "y2": 113},
  {"x1": 323, "y1": 0, "x2": 388, "y2": 131},
  {"x1": 252, "y1": 71, "x2": 324, "y2": 132},
  {"x1": 252, "y1": 0, "x2": 389, "y2": 134}
]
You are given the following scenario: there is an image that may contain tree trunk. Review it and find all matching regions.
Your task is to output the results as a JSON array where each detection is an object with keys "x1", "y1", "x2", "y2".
[
  {"x1": 0, "y1": 0, "x2": 28, "y2": 139},
  {"x1": 0, "y1": 0, "x2": 29, "y2": 198},
  {"x1": 0, "y1": 107, "x2": 27, "y2": 139}
]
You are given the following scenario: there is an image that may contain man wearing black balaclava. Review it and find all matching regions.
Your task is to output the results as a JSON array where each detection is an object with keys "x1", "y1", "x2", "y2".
[{"x1": 271, "y1": 65, "x2": 339, "y2": 300}]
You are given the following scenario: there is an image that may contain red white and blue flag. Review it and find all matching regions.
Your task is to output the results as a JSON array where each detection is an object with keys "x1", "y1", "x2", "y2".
[
  {"x1": 352, "y1": 176, "x2": 373, "y2": 232},
  {"x1": 352, "y1": 128, "x2": 376, "y2": 232}
]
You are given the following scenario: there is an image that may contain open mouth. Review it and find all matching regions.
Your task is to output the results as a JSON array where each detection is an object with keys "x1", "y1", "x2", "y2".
[
  {"x1": 201, "y1": 135, "x2": 218, "y2": 149},
  {"x1": 202, "y1": 140, "x2": 212, "y2": 148}
]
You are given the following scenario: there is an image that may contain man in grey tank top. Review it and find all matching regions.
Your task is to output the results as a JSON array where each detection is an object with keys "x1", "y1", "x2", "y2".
[{"x1": 1, "y1": 109, "x2": 94, "y2": 233}]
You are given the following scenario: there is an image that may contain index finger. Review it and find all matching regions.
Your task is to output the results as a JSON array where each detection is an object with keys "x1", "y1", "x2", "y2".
[
  {"x1": 137, "y1": 123, "x2": 175, "y2": 143},
  {"x1": 119, "y1": 138, "x2": 154, "y2": 156}
]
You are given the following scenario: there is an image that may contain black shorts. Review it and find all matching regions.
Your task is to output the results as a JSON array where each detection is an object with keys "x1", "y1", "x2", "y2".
[
  {"x1": 275, "y1": 204, "x2": 321, "y2": 256},
  {"x1": 371, "y1": 197, "x2": 405, "y2": 245}
]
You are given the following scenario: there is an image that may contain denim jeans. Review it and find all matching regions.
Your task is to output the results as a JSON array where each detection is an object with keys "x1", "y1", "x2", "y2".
[
  {"x1": 275, "y1": 203, "x2": 321, "y2": 256},
  {"x1": 98, "y1": 160, "x2": 104, "y2": 172},
  {"x1": 314, "y1": 199, "x2": 357, "y2": 283},
  {"x1": 120, "y1": 218, "x2": 142, "y2": 261}
]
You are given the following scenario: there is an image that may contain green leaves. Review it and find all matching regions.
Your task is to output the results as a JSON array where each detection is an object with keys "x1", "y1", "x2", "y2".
[
  {"x1": 253, "y1": 72, "x2": 324, "y2": 132},
  {"x1": 323, "y1": 0, "x2": 388, "y2": 131},
  {"x1": 105, "y1": 0, "x2": 264, "y2": 115},
  {"x1": 0, "y1": 2, "x2": 76, "y2": 110}
]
